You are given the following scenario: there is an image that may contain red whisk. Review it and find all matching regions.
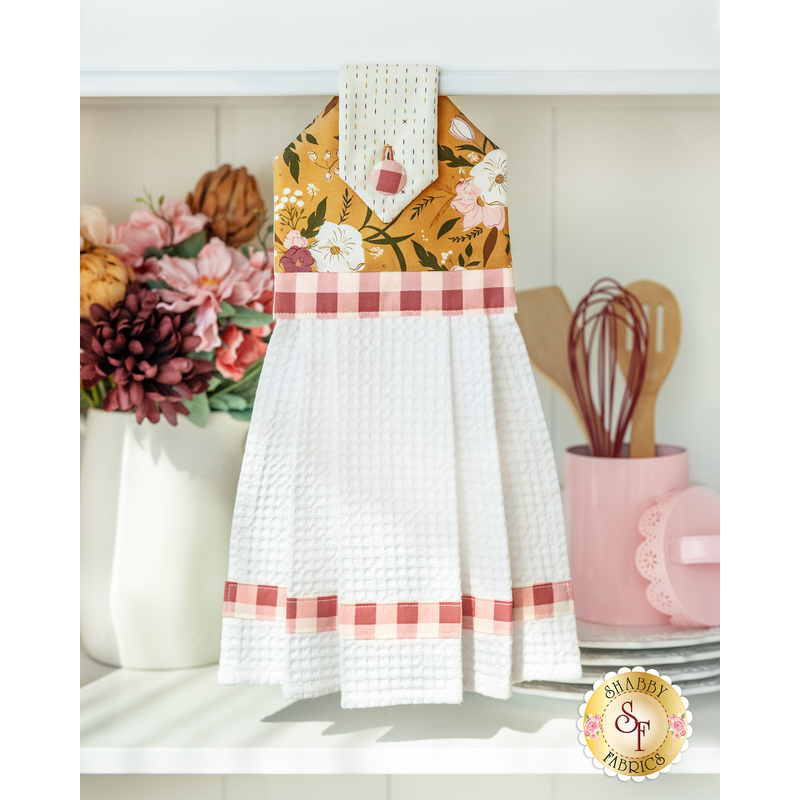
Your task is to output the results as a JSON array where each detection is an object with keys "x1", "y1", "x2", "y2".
[{"x1": 568, "y1": 278, "x2": 649, "y2": 458}]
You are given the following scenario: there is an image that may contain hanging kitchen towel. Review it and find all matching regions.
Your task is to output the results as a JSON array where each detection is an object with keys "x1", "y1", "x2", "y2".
[
  {"x1": 339, "y1": 63, "x2": 438, "y2": 223},
  {"x1": 218, "y1": 65, "x2": 582, "y2": 707}
]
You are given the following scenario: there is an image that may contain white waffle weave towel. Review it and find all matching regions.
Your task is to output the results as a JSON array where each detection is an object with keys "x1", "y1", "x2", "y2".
[{"x1": 219, "y1": 313, "x2": 582, "y2": 707}]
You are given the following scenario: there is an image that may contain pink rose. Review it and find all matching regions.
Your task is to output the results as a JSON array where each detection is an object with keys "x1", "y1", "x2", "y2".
[
  {"x1": 110, "y1": 199, "x2": 207, "y2": 271},
  {"x1": 451, "y1": 178, "x2": 506, "y2": 232},
  {"x1": 110, "y1": 208, "x2": 170, "y2": 270},
  {"x1": 214, "y1": 325, "x2": 268, "y2": 381},
  {"x1": 584, "y1": 714, "x2": 602, "y2": 739},
  {"x1": 283, "y1": 229, "x2": 308, "y2": 249},
  {"x1": 668, "y1": 714, "x2": 687, "y2": 738}
]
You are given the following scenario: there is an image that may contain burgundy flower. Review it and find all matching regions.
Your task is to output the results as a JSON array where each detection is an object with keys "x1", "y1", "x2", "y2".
[
  {"x1": 280, "y1": 246, "x2": 315, "y2": 273},
  {"x1": 80, "y1": 283, "x2": 213, "y2": 425}
]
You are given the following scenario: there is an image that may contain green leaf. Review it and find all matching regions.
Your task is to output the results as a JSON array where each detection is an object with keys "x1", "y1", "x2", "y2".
[
  {"x1": 224, "y1": 394, "x2": 248, "y2": 410},
  {"x1": 218, "y1": 300, "x2": 237, "y2": 319},
  {"x1": 458, "y1": 252, "x2": 465, "y2": 266},
  {"x1": 228, "y1": 408, "x2": 254, "y2": 422},
  {"x1": 437, "y1": 218, "x2": 460, "y2": 239},
  {"x1": 465, "y1": 242, "x2": 473, "y2": 258},
  {"x1": 171, "y1": 230, "x2": 207, "y2": 259},
  {"x1": 389, "y1": 240, "x2": 407, "y2": 271},
  {"x1": 143, "y1": 246, "x2": 167, "y2": 260},
  {"x1": 438, "y1": 144, "x2": 473, "y2": 169},
  {"x1": 409, "y1": 194, "x2": 439, "y2": 220},
  {"x1": 145, "y1": 279, "x2": 172, "y2": 290},
  {"x1": 282, "y1": 144, "x2": 301, "y2": 183},
  {"x1": 144, "y1": 230, "x2": 207, "y2": 261},
  {"x1": 448, "y1": 228, "x2": 484, "y2": 244},
  {"x1": 210, "y1": 393, "x2": 249, "y2": 412},
  {"x1": 192, "y1": 350, "x2": 215, "y2": 361},
  {"x1": 206, "y1": 376, "x2": 222, "y2": 392},
  {"x1": 456, "y1": 144, "x2": 485, "y2": 155},
  {"x1": 300, "y1": 197, "x2": 327, "y2": 240},
  {"x1": 182, "y1": 392, "x2": 211, "y2": 427},
  {"x1": 227, "y1": 306, "x2": 274, "y2": 329},
  {"x1": 339, "y1": 188, "x2": 352, "y2": 224},
  {"x1": 412, "y1": 240, "x2": 443, "y2": 271},
  {"x1": 305, "y1": 133, "x2": 318, "y2": 145}
]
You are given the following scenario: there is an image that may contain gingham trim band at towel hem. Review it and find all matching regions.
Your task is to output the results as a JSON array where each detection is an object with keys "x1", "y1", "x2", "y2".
[
  {"x1": 223, "y1": 580, "x2": 574, "y2": 640},
  {"x1": 273, "y1": 268, "x2": 517, "y2": 319}
]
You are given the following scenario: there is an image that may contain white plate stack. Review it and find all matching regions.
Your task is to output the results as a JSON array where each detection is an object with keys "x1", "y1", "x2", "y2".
[{"x1": 513, "y1": 620, "x2": 720, "y2": 700}]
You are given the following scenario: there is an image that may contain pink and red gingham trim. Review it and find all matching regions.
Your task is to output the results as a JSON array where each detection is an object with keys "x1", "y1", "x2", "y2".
[
  {"x1": 273, "y1": 268, "x2": 517, "y2": 319},
  {"x1": 223, "y1": 580, "x2": 573, "y2": 640}
]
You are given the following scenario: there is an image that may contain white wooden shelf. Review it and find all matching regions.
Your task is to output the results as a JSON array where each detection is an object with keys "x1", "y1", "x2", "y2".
[
  {"x1": 80, "y1": 1, "x2": 719, "y2": 98},
  {"x1": 80, "y1": 661, "x2": 720, "y2": 775},
  {"x1": 79, "y1": 70, "x2": 720, "y2": 98}
]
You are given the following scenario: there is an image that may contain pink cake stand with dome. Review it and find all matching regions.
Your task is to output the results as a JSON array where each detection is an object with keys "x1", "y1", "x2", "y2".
[{"x1": 635, "y1": 486, "x2": 720, "y2": 628}]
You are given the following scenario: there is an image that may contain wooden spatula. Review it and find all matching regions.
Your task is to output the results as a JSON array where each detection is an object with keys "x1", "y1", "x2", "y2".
[
  {"x1": 616, "y1": 280, "x2": 681, "y2": 458},
  {"x1": 515, "y1": 286, "x2": 589, "y2": 440}
]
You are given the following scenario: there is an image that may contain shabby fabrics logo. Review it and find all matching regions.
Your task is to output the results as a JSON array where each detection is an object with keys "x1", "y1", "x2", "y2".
[{"x1": 578, "y1": 667, "x2": 692, "y2": 781}]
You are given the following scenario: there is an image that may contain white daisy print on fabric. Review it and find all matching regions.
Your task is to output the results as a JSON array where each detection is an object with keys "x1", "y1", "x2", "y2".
[
  {"x1": 470, "y1": 149, "x2": 509, "y2": 207},
  {"x1": 310, "y1": 222, "x2": 366, "y2": 272}
]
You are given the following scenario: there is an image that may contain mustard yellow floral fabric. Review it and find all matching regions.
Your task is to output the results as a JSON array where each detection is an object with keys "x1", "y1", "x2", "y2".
[{"x1": 274, "y1": 96, "x2": 511, "y2": 274}]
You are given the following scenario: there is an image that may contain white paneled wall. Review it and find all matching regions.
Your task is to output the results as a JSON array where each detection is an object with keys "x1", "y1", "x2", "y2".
[{"x1": 81, "y1": 94, "x2": 719, "y2": 491}]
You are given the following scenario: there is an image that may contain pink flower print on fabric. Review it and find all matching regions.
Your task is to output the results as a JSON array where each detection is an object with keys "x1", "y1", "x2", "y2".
[
  {"x1": 668, "y1": 714, "x2": 687, "y2": 739},
  {"x1": 584, "y1": 714, "x2": 603, "y2": 740},
  {"x1": 283, "y1": 230, "x2": 309, "y2": 249},
  {"x1": 281, "y1": 246, "x2": 316, "y2": 273},
  {"x1": 451, "y1": 178, "x2": 506, "y2": 232}
]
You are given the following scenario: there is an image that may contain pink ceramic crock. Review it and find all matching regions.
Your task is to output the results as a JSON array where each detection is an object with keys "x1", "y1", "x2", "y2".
[{"x1": 564, "y1": 444, "x2": 690, "y2": 626}]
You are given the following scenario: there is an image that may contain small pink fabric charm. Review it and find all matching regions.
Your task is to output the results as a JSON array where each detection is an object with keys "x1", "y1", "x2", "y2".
[{"x1": 370, "y1": 145, "x2": 407, "y2": 195}]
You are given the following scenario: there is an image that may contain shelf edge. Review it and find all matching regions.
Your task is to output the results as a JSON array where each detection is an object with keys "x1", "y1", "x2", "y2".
[{"x1": 80, "y1": 70, "x2": 720, "y2": 98}]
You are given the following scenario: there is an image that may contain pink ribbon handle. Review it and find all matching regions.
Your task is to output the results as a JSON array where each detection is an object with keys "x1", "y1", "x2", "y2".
[{"x1": 669, "y1": 534, "x2": 720, "y2": 565}]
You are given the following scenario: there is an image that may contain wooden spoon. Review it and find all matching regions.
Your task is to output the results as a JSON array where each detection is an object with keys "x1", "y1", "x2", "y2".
[
  {"x1": 616, "y1": 280, "x2": 681, "y2": 458},
  {"x1": 515, "y1": 286, "x2": 590, "y2": 440}
]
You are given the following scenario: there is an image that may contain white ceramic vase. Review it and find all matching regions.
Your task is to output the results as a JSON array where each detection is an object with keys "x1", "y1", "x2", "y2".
[{"x1": 80, "y1": 408, "x2": 249, "y2": 669}]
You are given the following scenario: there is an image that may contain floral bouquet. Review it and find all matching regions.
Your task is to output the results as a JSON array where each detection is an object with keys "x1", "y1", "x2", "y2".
[{"x1": 80, "y1": 165, "x2": 275, "y2": 426}]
